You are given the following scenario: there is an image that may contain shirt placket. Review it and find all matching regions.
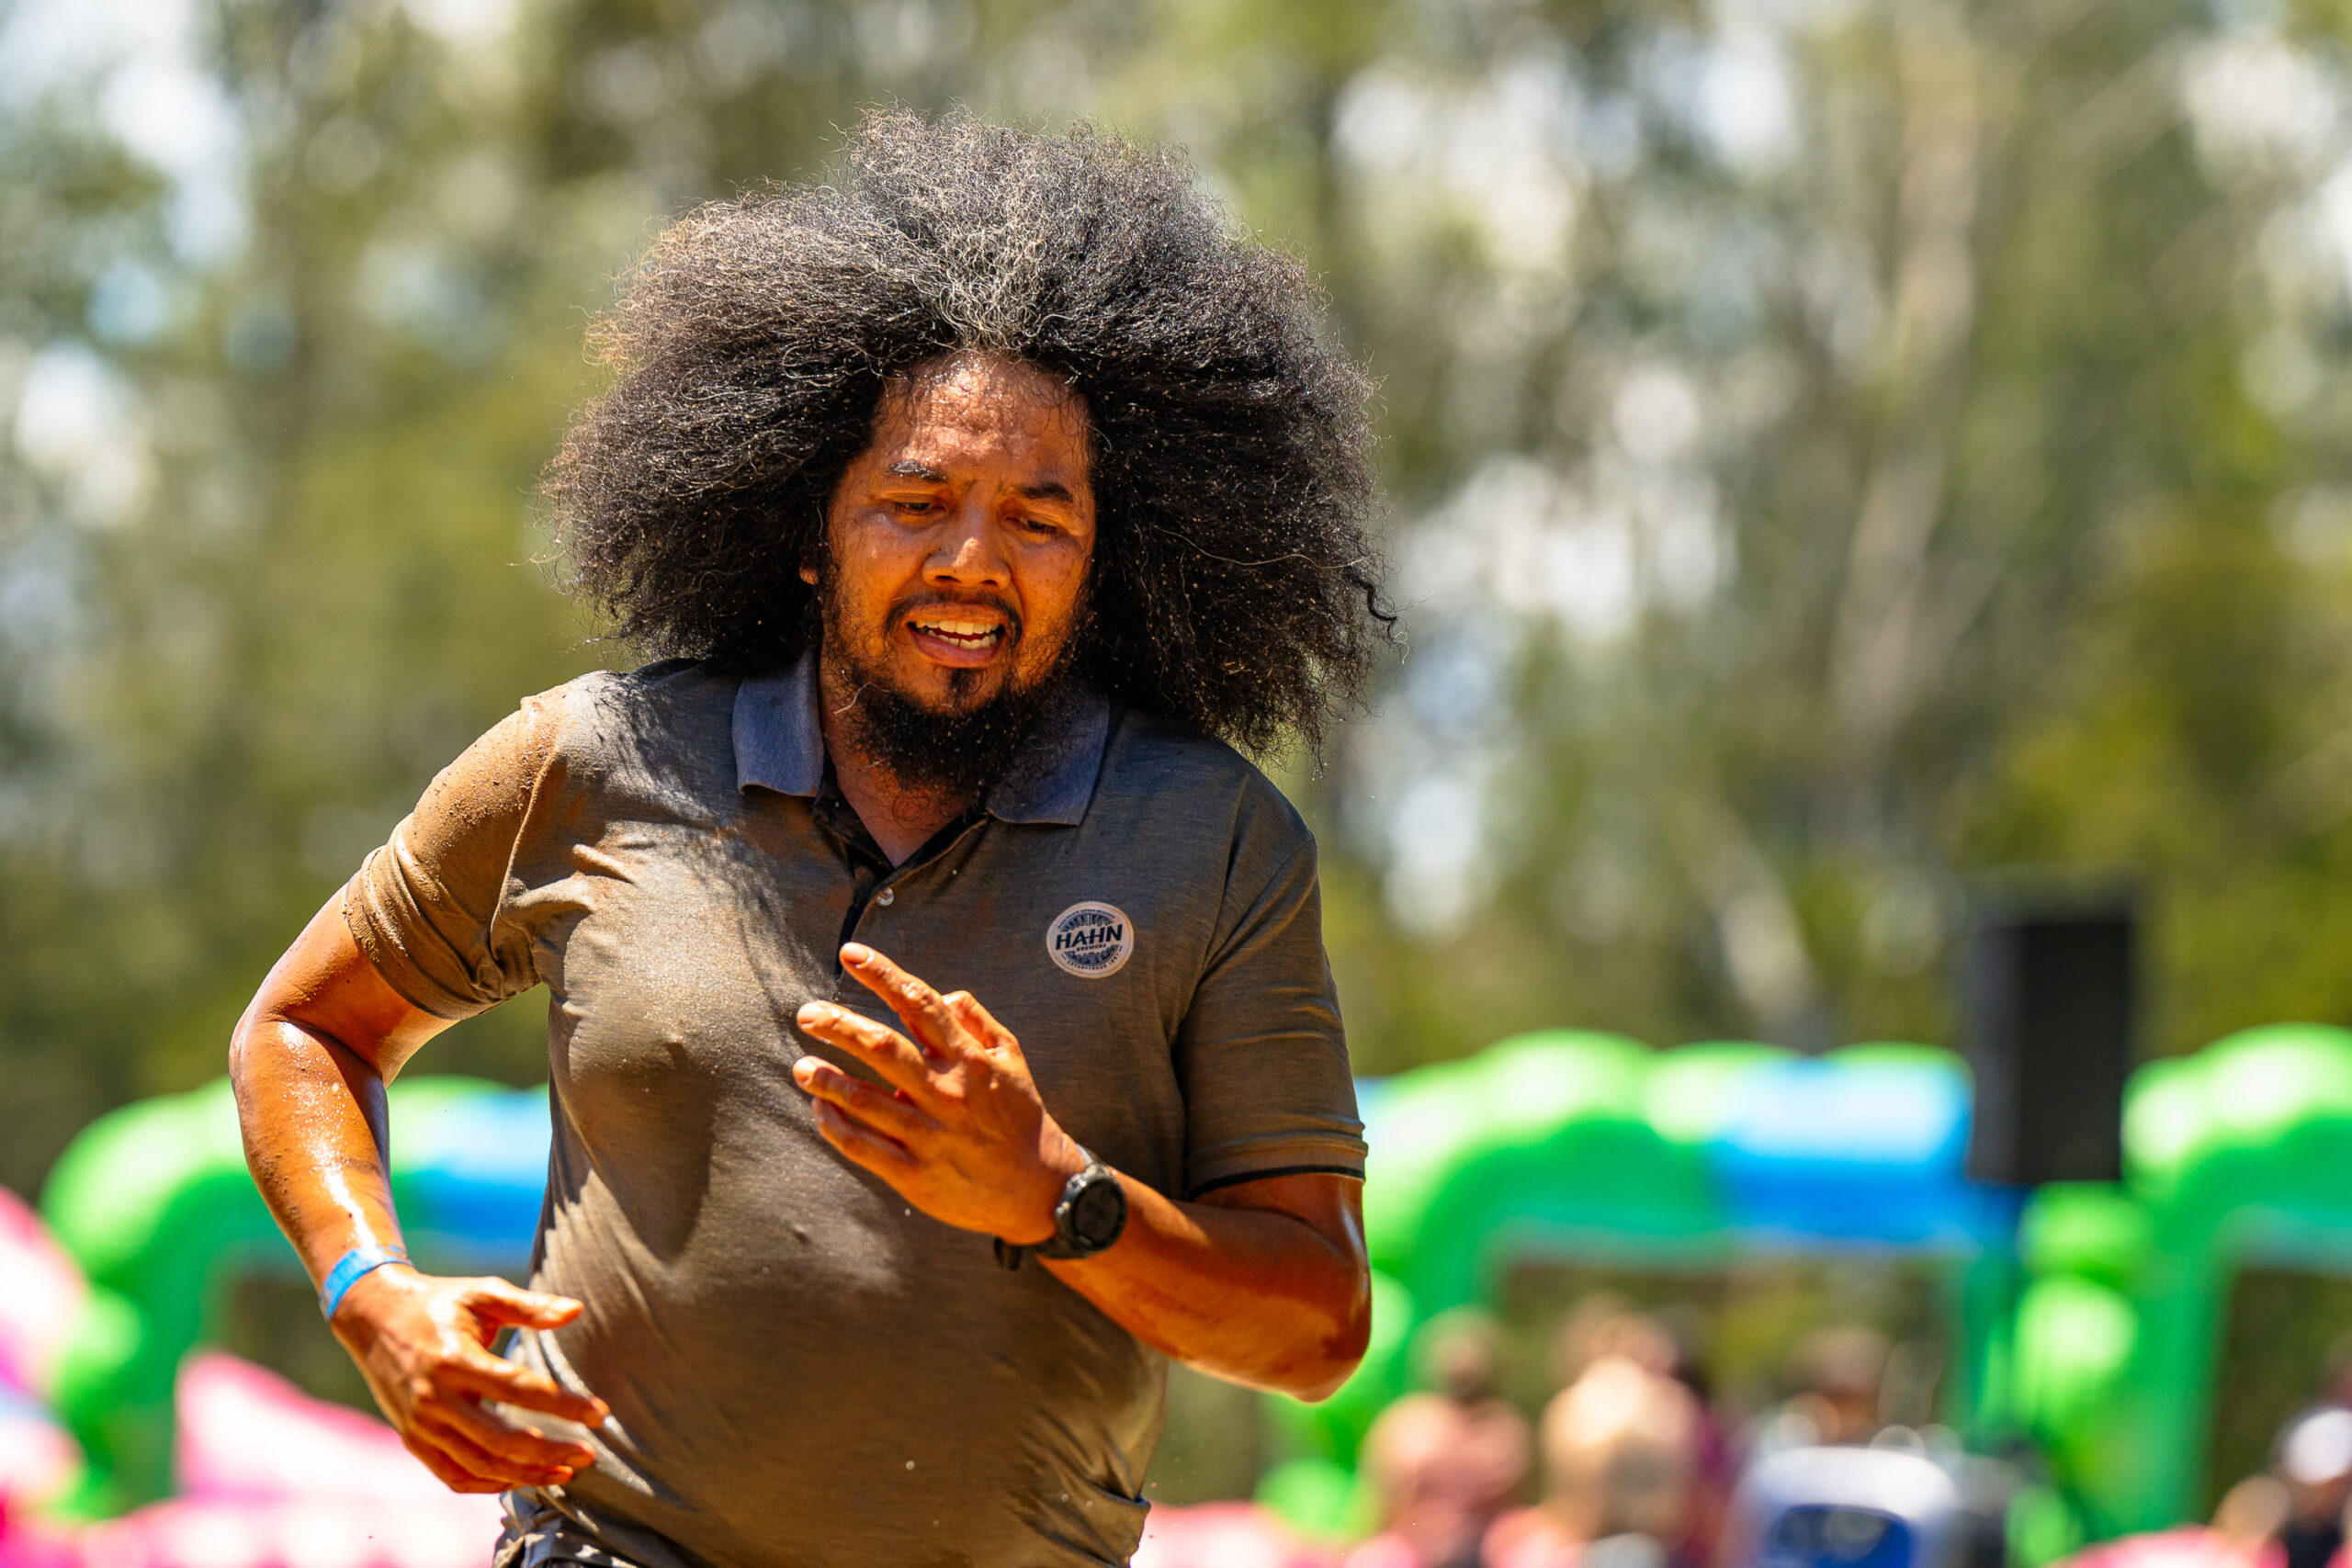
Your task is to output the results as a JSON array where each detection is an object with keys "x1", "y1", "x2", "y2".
[{"x1": 821, "y1": 804, "x2": 987, "y2": 1002}]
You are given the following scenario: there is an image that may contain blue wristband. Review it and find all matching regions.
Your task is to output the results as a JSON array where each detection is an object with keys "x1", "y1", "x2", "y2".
[{"x1": 319, "y1": 1244, "x2": 411, "y2": 1322}]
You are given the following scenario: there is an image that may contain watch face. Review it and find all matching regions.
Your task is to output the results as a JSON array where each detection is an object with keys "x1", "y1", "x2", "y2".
[{"x1": 1069, "y1": 1174, "x2": 1126, "y2": 1248}]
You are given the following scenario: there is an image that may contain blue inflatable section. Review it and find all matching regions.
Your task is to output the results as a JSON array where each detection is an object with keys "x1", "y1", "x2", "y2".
[
  {"x1": 1707, "y1": 1053, "x2": 2006, "y2": 1247},
  {"x1": 396, "y1": 1085, "x2": 553, "y2": 1266}
]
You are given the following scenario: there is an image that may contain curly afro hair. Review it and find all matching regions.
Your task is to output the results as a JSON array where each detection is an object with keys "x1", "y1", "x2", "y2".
[{"x1": 547, "y1": 108, "x2": 1391, "y2": 758}]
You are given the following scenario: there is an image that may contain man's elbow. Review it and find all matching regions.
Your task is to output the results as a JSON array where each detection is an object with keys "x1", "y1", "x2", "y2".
[
  {"x1": 1280, "y1": 1275, "x2": 1374, "y2": 1404},
  {"x1": 226, "y1": 1006, "x2": 263, "y2": 1083},
  {"x1": 225, "y1": 989, "x2": 293, "y2": 1085}
]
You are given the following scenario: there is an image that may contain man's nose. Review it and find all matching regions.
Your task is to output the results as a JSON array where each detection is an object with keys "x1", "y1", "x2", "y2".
[{"x1": 924, "y1": 503, "x2": 1011, "y2": 586}]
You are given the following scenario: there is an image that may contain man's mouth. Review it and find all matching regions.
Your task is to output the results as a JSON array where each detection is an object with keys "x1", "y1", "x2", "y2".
[{"x1": 902, "y1": 608, "x2": 1012, "y2": 666}]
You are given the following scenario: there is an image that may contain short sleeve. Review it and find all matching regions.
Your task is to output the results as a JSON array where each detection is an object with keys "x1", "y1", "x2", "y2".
[
  {"x1": 342, "y1": 697, "x2": 560, "y2": 1021},
  {"x1": 1175, "y1": 817, "x2": 1366, "y2": 1197}
]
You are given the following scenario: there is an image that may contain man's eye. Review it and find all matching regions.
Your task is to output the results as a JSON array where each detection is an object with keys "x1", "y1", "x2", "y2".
[{"x1": 896, "y1": 500, "x2": 939, "y2": 516}]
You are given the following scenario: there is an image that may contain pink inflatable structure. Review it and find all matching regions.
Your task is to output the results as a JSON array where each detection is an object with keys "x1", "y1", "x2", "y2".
[
  {"x1": 75, "y1": 1354, "x2": 504, "y2": 1568},
  {"x1": 1132, "y1": 1501, "x2": 1337, "y2": 1568},
  {"x1": 2058, "y1": 1529, "x2": 2280, "y2": 1568},
  {"x1": 1, "y1": 1186, "x2": 84, "y2": 1568},
  {"x1": 0, "y1": 1182, "x2": 506, "y2": 1568}
]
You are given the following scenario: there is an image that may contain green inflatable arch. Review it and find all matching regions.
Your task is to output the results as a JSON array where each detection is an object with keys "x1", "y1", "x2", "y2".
[
  {"x1": 1261, "y1": 1024, "x2": 2352, "y2": 1557},
  {"x1": 38, "y1": 1075, "x2": 543, "y2": 1516},
  {"x1": 2012, "y1": 1024, "x2": 2352, "y2": 1543}
]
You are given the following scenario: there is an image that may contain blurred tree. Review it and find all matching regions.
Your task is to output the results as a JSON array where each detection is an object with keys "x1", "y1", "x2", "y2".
[
  {"x1": 1306, "y1": 0, "x2": 2352, "y2": 1070},
  {"x1": 5, "y1": 0, "x2": 2352, "y2": 1197}
]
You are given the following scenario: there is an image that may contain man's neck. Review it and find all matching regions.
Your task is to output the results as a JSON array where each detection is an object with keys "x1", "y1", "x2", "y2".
[{"x1": 817, "y1": 664, "x2": 977, "y2": 865}]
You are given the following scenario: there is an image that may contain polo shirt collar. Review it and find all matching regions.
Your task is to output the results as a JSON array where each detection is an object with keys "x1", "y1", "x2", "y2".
[
  {"x1": 987, "y1": 678, "x2": 1111, "y2": 825},
  {"x1": 733, "y1": 655, "x2": 828, "y2": 800},
  {"x1": 732, "y1": 653, "x2": 1108, "y2": 827}
]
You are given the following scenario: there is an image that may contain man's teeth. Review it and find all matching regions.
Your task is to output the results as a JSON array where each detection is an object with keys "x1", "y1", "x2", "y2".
[{"x1": 911, "y1": 618, "x2": 1003, "y2": 644}]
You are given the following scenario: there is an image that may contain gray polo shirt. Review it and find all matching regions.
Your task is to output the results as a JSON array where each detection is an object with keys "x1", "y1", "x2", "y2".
[{"x1": 343, "y1": 656, "x2": 1365, "y2": 1568}]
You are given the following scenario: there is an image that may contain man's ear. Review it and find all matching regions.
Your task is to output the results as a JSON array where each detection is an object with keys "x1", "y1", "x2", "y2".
[{"x1": 798, "y1": 562, "x2": 819, "y2": 586}]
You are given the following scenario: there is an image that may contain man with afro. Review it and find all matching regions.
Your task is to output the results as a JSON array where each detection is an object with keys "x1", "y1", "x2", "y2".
[{"x1": 230, "y1": 110, "x2": 1388, "y2": 1568}]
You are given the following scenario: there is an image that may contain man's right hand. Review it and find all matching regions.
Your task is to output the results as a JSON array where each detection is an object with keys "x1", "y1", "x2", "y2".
[{"x1": 330, "y1": 1266, "x2": 608, "y2": 1495}]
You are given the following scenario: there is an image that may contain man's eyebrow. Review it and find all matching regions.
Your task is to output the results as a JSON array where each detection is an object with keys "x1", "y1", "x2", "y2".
[
  {"x1": 1016, "y1": 480, "x2": 1076, "y2": 503},
  {"x1": 886, "y1": 460, "x2": 948, "y2": 482}
]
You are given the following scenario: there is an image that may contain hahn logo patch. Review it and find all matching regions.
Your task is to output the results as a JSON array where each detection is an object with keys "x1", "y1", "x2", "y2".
[{"x1": 1046, "y1": 901, "x2": 1134, "y2": 978}]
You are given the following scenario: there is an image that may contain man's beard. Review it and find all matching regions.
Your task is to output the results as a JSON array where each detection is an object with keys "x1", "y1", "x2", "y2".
[{"x1": 818, "y1": 577, "x2": 1080, "y2": 806}]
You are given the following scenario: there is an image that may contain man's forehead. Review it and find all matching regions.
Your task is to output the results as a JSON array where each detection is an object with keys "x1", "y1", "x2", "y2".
[
  {"x1": 872, "y1": 354, "x2": 1090, "y2": 472},
  {"x1": 899, "y1": 349, "x2": 1074, "y2": 407}
]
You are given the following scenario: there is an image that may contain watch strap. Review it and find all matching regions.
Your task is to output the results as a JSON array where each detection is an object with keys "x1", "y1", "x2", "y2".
[{"x1": 993, "y1": 1151, "x2": 1125, "y2": 1269}]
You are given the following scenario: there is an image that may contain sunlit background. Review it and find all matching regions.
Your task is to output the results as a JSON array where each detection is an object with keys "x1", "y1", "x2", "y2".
[
  {"x1": 14, "y1": 0, "x2": 2352, "y2": 1562},
  {"x1": 17, "y1": 0, "x2": 2352, "y2": 1153}
]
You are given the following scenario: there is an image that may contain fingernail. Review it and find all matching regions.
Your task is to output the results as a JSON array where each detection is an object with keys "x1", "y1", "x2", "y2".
[
  {"x1": 797, "y1": 1001, "x2": 829, "y2": 1023},
  {"x1": 794, "y1": 1056, "x2": 820, "y2": 1081},
  {"x1": 841, "y1": 942, "x2": 873, "y2": 964}
]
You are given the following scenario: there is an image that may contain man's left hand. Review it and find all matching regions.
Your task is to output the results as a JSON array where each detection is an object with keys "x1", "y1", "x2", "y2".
[{"x1": 794, "y1": 942, "x2": 1089, "y2": 1246}]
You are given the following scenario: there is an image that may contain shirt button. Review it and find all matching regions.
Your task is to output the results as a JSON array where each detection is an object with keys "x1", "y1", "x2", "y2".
[{"x1": 875, "y1": 886, "x2": 895, "y2": 906}]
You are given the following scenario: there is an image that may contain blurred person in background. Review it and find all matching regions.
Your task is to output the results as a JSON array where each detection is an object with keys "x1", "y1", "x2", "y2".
[
  {"x1": 1657, "y1": 1322, "x2": 1734, "y2": 1568},
  {"x1": 2065, "y1": 1454, "x2": 2290, "y2": 1568},
  {"x1": 1543, "y1": 1302, "x2": 1729, "y2": 1566},
  {"x1": 2310, "y1": 1333, "x2": 2352, "y2": 1416},
  {"x1": 227, "y1": 110, "x2": 1389, "y2": 1568},
  {"x1": 2036, "y1": 1472, "x2": 2286, "y2": 1568},
  {"x1": 1549, "y1": 1297, "x2": 1679, "y2": 1388},
  {"x1": 1350, "y1": 1310, "x2": 1532, "y2": 1568},
  {"x1": 1484, "y1": 1351, "x2": 1703, "y2": 1568},
  {"x1": 2273, "y1": 1405, "x2": 2352, "y2": 1568},
  {"x1": 2065, "y1": 1400, "x2": 2352, "y2": 1568},
  {"x1": 1752, "y1": 1325, "x2": 1892, "y2": 1456},
  {"x1": 2211, "y1": 1473, "x2": 2290, "y2": 1563}
]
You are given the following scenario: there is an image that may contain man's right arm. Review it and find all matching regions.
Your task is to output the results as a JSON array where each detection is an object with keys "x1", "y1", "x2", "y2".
[{"x1": 228, "y1": 894, "x2": 605, "y2": 1494}]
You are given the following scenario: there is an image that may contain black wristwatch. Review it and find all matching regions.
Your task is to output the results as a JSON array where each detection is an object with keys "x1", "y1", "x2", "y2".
[{"x1": 994, "y1": 1150, "x2": 1127, "y2": 1270}]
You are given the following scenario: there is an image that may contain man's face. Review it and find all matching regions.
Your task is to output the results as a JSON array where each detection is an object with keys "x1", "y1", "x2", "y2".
[{"x1": 811, "y1": 353, "x2": 1096, "y2": 715}]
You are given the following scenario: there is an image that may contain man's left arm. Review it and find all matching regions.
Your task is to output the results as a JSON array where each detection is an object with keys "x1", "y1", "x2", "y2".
[{"x1": 795, "y1": 943, "x2": 1371, "y2": 1402}]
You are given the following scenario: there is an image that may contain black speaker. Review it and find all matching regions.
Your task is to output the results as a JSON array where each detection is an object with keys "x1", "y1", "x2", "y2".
[{"x1": 1962, "y1": 902, "x2": 2133, "y2": 1185}]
